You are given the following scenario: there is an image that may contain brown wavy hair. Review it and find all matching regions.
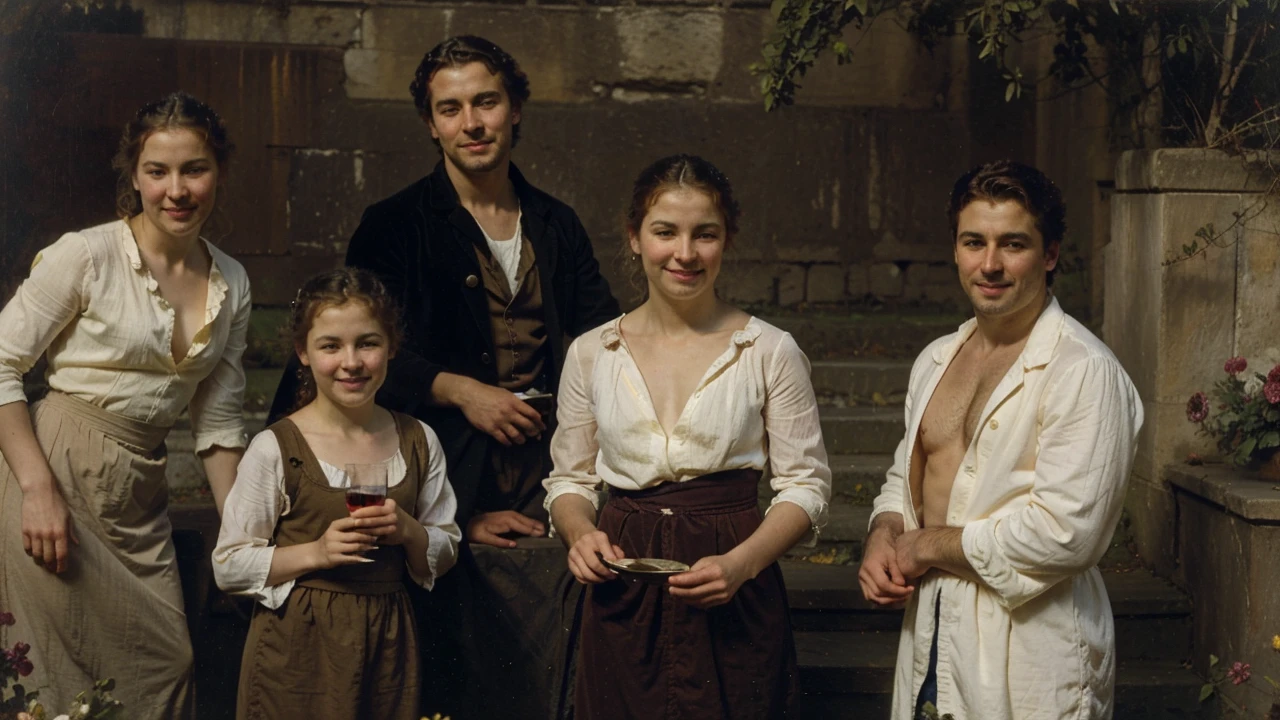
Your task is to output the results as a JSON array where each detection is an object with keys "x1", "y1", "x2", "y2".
[
  {"x1": 288, "y1": 268, "x2": 405, "y2": 411},
  {"x1": 111, "y1": 92, "x2": 234, "y2": 219},
  {"x1": 947, "y1": 160, "x2": 1066, "y2": 286},
  {"x1": 409, "y1": 35, "x2": 531, "y2": 148}
]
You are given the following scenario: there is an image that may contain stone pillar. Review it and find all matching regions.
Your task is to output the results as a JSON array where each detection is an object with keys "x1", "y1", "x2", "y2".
[{"x1": 1105, "y1": 149, "x2": 1280, "y2": 577}]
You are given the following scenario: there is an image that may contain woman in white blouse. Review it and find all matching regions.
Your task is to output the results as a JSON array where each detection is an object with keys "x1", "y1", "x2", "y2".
[
  {"x1": 0, "y1": 93, "x2": 250, "y2": 719},
  {"x1": 544, "y1": 154, "x2": 832, "y2": 719}
]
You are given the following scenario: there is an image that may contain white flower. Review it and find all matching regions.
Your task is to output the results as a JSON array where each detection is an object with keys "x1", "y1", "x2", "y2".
[{"x1": 1245, "y1": 375, "x2": 1264, "y2": 396}]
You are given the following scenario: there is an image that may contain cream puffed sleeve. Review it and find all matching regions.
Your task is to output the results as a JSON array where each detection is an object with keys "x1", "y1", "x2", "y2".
[
  {"x1": 543, "y1": 332, "x2": 606, "y2": 517},
  {"x1": 761, "y1": 332, "x2": 831, "y2": 545},
  {"x1": 0, "y1": 233, "x2": 92, "y2": 407}
]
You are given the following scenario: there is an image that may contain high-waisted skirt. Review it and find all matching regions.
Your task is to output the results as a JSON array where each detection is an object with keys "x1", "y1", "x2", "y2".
[
  {"x1": 0, "y1": 391, "x2": 193, "y2": 719},
  {"x1": 575, "y1": 469, "x2": 798, "y2": 720}
]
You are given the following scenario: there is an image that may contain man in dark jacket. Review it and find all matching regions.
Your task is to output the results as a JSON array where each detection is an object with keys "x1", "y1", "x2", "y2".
[{"x1": 268, "y1": 35, "x2": 618, "y2": 718}]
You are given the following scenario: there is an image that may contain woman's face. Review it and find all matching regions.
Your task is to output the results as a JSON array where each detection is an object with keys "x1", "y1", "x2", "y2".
[
  {"x1": 131, "y1": 128, "x2": 219, "y2": 243},
  {"x1": 629, "y1": 187, "x2": 728, "y2": 305},
  {"x1": 298, "y1": 300, "x2": 393, "y2": 410}
]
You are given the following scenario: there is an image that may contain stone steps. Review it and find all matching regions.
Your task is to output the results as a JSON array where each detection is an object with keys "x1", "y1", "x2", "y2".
[
  {"x1": 819, "y1": 405, "x2": 905, "y2": 455},
  {"x1": 809, "y1": 359, "x2": 912, "y2": 406},
  {"x1": 759, "y1": 311, "x2": 961, "y2": 362}
]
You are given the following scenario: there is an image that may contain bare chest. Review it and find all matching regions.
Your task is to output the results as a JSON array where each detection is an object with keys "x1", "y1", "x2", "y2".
[
  {"x1": 149, "y1": 269, "x2": 210, "y2": 363},
  {"x1": 627, "y1": 333, "x2": 733, "y2": 434},
  {"x1": 919, "y1": 344, "x2": 1021, "y2": 453}
]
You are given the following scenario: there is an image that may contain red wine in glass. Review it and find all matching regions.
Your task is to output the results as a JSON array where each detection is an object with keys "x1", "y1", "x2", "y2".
[{"x1": 345, "y1": 488, "x2": 387, "y2": 514}]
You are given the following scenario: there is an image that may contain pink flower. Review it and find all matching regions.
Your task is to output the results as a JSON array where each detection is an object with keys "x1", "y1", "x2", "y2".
[
  {"x1": 1187, "y1": 392, "x2": 1210, "y2": 423},
  {"x1": 11, "y1": 641, "x2": 30, "y2": 657},
  {"x1": 1227, "y1": 661, "x2": 1251, "y2": 685},
  {"x1": 1225, "y1": 357, "x2": 1248, "y2": 375},
  {"x1": 0, "y1": 611, "x2": 14, "y2": 626},
  {"x1": 1266, "y1": 381, "x2": 1280, "y2": 405},
  {"x1": 1267, "y1": 364, "x2": 1280, "y2": 383}
]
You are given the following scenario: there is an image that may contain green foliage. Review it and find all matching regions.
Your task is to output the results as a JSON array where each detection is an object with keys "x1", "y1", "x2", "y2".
[{"x1": 754, "y1": 0, "x2": 1280, "y2": 149}]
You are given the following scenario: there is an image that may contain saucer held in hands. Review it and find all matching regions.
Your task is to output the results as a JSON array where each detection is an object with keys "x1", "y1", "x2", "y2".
[{"x1": 601, "y1": 557, "x2": 690, "y2": 584}]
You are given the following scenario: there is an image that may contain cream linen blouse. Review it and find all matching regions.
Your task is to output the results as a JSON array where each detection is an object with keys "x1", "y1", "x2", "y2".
[
  {"x1": 543, "y1": 316, "x2": 831, "y2": 539},
  {"x1": 870, "y1": 297, "x2": 1143, "y2": 720},
  {"x1": 0, "y1": 220, "x2": 250, "y2": 452},
  {"x1": 212, "y1": 421, "x2": 462, "y2": 608}
]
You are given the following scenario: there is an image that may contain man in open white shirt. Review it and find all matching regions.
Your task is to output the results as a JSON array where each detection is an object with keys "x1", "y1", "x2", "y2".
[{"x1": 858, "y1": 160, "x2": 1142, "y2": 720}]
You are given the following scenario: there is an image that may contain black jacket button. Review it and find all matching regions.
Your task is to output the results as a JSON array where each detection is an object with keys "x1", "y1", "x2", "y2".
[
  {"x1": 465, "y1": 274, "x2": 479, "y2": 288},
  {"x1": 481, "y1": 353, "x2": 492, "y2": 365}
]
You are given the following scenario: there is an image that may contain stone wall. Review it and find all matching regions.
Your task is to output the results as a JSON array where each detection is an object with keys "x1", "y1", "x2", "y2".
[
  {"x1": 1105, "y1": 149, "x2": 1280, "y2": 577},
  {"x1": 0, "y1": 0, "x2": 1111, "y2": 316}
]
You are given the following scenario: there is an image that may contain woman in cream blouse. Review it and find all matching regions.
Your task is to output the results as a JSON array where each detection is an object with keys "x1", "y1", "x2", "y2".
[
  {"x1": 544, "y1": 154, "x2": 831, "y2": 719},
  {"x1": 0, "y1": 93, "x2": 250, "y2": 719}
]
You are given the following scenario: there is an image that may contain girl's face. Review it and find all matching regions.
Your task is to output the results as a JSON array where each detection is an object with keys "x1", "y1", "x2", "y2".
[
  {"x1": 131, "y1": 128, "x2": 219, "y2": 243},
  {"x1": 628, "y1": 187, "x2": 727, "y2": 305},
  {"x1": 298, "y1": 300, "x2": 393, "y2": 410}
]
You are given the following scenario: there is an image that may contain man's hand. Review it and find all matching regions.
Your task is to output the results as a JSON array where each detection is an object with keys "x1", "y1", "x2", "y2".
[
  {"x1": 858, "y1": 514, "x2": 914, "y2": 606},
  {"x1": 449, "y1": 379, "x2": 545, "y2": 446},
  {"x1": 667, "y1": 552, "x2": 755, "y2": 609},
  {"x1": 894, "y1": 529, "x2": 930, "y2": 581},
  {"x1": 466, "y1": 510, "x2": 545, "y2": 548},
  {"x1": 21, "y1": 481, "x2": 78, "y2": 574}
]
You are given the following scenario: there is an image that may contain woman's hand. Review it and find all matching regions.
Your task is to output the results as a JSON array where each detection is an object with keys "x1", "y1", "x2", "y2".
[
  {"x1": 666, "y1": 552, "x2": 756, "y2": 609},
  {"x1": 21, "y1": 481, "x2": 78, "y2": 574},
  {"x1": 351, "y1": 499, "x2": 405, "y2": 545},
  {"x1": 311, "y1": 516, "x2": 378, "y2": 568},
  {"x1": 567, "y1": 530, "x2": 624, "y2": 584}
]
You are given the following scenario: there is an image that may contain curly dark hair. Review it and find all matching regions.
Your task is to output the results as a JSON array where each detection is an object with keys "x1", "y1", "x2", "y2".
[
  {"x1": 111, "y1": 92, "x2": 233, "y2": 219},
  {"x1": 288, "y1": 267, "x2": 405, "y2": 411},
  {"x1": 947, "y1": 160, "x2": 1066, "y2": 286},
  {"x1": 409, "y1": 35, "x2": 531, "y2": 147}
]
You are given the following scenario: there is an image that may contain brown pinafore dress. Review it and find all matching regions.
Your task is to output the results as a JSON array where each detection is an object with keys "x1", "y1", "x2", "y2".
[{"x1": 235, "y1": 415, "x2": 426, "y2": 720}]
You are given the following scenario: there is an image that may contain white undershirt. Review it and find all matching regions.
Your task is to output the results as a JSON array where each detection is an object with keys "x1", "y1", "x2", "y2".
[{"x1": 480, "y1": 210, "x2": 523, "y2": 295}]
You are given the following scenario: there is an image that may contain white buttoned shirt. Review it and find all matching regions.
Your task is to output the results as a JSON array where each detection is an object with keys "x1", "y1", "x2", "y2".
[
  {"x1": 543, "y1": 316, "x2": 831, "y2": 541},
  {"x1": 870, "y1": 297, "x2": 1143, "y2": 720}
]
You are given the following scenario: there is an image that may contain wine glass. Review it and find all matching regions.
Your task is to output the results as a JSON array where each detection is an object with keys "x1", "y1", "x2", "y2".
[{"x1": 344, "y1": 461, "x2": 388, "y2": 514}]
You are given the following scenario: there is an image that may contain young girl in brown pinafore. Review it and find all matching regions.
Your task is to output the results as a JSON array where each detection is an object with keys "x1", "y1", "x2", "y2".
[{"x1": 213, "y1": 268, "x2": 461, "y2": 719}]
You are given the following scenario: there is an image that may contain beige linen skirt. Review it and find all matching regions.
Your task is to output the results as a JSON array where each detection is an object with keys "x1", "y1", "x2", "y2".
[{"x1": 0, "y1": 392, "x2": 193, "y2": 719}]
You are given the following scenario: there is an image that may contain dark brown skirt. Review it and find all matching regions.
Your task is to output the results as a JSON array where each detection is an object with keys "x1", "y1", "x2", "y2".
[{"x1": 575, "y1": 470, "x2": 798, "y2": 720}]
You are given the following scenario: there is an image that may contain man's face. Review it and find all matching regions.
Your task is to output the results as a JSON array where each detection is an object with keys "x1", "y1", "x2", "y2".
[
  {"x1": 954, "y1": 199, "x2": 1059, "y2": 319},
  {"x1": 426, "y1": 61, "x2": 520, "y2": 176}
]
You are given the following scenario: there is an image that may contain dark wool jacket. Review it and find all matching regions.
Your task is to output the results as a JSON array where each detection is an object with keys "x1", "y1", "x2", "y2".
[{"x1": 269, "y1": 161, "x2": 619, "y2": 521}]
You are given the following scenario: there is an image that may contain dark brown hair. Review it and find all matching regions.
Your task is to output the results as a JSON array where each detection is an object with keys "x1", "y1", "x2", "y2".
[
  {"x1": 289, "y1": 268, "x2": 404, "y2": 410},
  {"x1": 111, "y1": 92, "x2": 233, "y2": 219},
  {"x1": 947, "y1": 160, "x2": 1066, "y2": 286},
  {"x1": 621, "y1": 154, "x2": 741, "y2": 298},
  {"x1": 409, "y1": 35, "x2": 531, "y2": 147}
]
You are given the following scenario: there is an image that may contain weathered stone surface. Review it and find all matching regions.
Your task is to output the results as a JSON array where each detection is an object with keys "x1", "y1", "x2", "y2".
[
  {"x1": 616, "y1": 9, "x2": 722, "y2": 84},
  {"x1": 1172, "y1": 467, "x2": 1280, "y2": 711},
  {"x1": 718, "y1": 262, "x2": 775, "y2": 305},
  {"x1": 778, "y1": 263, "x2": 805, "y2": 305},
  {"x1": 806, "y1": 264, "x2": 846, "y2": 303},
  {"x1": 846, "y1": 264, "x2": 870, "y2": 298},
  {"x1": 1235, "y1": 202, "x2": 1280, "y2": 362},
  {"x1": 902, "y1": 262, "x2": 929, "y2": 299},
  {"x1": 1115, "y1": 148, "x2": 1278, "y2": 193},
  {"x1": 138, "y1": 1, "x2": 361, "y2": 46},
  {"x1": 868, "y1": 263, "x2": 902, "y2": 297},
  {"x1": 1156, "y1": 193, "x2": 1240, "y2": 403}
]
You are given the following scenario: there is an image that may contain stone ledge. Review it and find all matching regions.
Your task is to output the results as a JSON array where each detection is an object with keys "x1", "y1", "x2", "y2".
[
  {"x1": 1115, "y1": 148, "x2": 1278, "y2": 193},
  {"x1": 1165, "y1": 463, "x2": 1280, "y2": 522}
]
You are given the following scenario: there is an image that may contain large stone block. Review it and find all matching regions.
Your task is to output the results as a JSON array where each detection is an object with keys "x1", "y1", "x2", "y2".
[
  {"x1": 718, "y1": 261, "x2": 776, "y2": 305},
  {"x1": 1235, "y1": 202, "x2": 1280, "y2": 362},
  {"x1": 868, "y1": 262, "x2": 902, "y2": 298},
  {"x1": 777, "y1": 263, "x2": 805, "y2": 305},
  {"x1": 1156, "y1": 193, "x2": 1240, "y2": 403},
  {"x1": 1124, "y1": 473, "x2": 1178, "y2": 578},
  {"x1": 141, "y1": 1, "x2": 361, "y2": 46},
  {"x1": 616, "y1": 9, "x2": 723, "y2": 85},
  {"x1": 1116, "y1": 148, "x2": 1277, "y2": 193},
  {"x1": 806, "y1": 264, "x2": 846, "y2": 303}
]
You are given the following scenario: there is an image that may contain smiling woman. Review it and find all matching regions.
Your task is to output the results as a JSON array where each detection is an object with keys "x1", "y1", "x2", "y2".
[
  {"x1": 544, "y1": 155, "x2": 832, "y2": 720},
  {"x1": 0, "y1": 92, "x2": 251, "y2": 719}
]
